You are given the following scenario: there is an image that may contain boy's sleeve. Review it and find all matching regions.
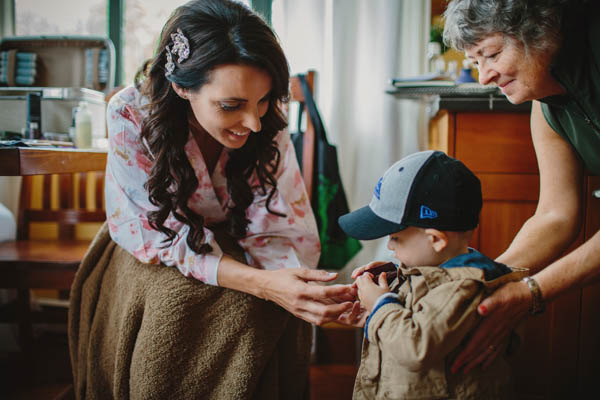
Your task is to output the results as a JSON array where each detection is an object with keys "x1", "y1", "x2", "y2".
[{"x1": 366, "y1": 279, "x2": 484, "y2": 371}]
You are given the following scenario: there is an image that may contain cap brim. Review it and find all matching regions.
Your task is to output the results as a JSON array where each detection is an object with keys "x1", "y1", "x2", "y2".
[{"x1": 338, "y1": 205, "x2": 406, "y2": 240}]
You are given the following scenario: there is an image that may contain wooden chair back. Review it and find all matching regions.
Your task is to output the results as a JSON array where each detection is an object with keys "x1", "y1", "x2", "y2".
[
  {"x1": 0, "y1": 170, "x2": 106, "y2": 356},
  {"x1": 289, "y1": 70, "x2": 316, "y2": 201},
  {"x1": 17, "y1": 172, "x2": 106, "y2": 241}
]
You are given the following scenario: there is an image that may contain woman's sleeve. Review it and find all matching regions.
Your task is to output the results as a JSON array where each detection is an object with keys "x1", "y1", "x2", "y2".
[
  {"x1": 239, "y1": 129, "x2": 321, "y2": 270},
  {"x1": 105, "y1": 93, "x2": 223, "y2": 285}
]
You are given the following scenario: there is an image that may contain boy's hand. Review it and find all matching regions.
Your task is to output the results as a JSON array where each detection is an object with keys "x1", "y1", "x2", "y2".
[
  {"x1": 337, "y1": 300, "x2": 368, "y2": 327},
  {"x1": 351, "y1": 261, "x2": 394, "y2": 279},
  {"x1": 354, "y1": 272, "x2": 390, "y2": 312}
]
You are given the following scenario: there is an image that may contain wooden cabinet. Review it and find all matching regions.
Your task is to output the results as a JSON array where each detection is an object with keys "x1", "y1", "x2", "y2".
[
  {"x1": 429, "y1": 109, "x2": 599, "y2": 399},
  {"x1": 578, "y1": 175, "x2": 600, "y2": 394}
]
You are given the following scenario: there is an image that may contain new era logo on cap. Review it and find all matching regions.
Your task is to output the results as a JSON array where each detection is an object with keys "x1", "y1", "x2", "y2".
[
  {"x1": 374, "y1": 177, "x2": 383, "y2": 200},
  {"x1": 338, "y1": 150, "x2": 482, "y2": 240},
  {"x1": 420, "y1": 205, "x2": 438, "y2": 219}
]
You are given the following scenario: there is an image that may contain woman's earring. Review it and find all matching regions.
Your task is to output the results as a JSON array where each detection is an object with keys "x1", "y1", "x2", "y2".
[{"x1": 171, "y1": 83, "x2": 187, "y2": 100}]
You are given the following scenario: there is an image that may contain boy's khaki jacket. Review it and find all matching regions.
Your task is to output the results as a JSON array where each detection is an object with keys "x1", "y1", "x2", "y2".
[{"x1": 354, "y1": 264, "x2": 527, "y2": 400}]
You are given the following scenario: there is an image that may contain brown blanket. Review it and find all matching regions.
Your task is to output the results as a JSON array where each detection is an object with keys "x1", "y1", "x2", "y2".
[{"x1": 69, "y1": 222, "x2": 311, "y2": 399}]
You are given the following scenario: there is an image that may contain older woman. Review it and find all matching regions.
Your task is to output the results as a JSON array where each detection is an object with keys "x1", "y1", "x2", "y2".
[{"x1": 443, "y1": 0, "x2": 600, "y2": 373}]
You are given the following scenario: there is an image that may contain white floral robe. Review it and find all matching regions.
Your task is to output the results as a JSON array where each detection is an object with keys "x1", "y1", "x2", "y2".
[{"x1": 105, "y1": 86, "x2": 320, "y2": 286}]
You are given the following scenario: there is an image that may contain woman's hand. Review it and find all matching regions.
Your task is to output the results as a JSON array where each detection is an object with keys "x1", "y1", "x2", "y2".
[
  {"x1": 451, "y1": 280, "x2": 531, "y2": 374},
  {"x1": 260, "y1": 267, "x2": 356, "y2": 325},
  {"x1": 337, "y1": 301, "x2": 368, "y2": 327},
  {"x1": 354, "y1": 272, "x2": 390, "y2": 312}
]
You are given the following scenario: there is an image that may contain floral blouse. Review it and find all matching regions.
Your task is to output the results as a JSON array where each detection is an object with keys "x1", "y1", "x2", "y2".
[{"x1": 105, "y1": 86, "x2": 320, "y2": 286}]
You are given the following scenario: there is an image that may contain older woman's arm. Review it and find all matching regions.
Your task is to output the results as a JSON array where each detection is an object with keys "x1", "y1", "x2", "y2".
[
  {"x1": 451, "y1": 101, "x2": 588, "y2": 373},
  {"x1": 497, "y1": 101, "x2": 584, "y2": 270}
]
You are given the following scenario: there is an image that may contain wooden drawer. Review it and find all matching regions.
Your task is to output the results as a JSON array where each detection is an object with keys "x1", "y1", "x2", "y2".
[
  {"x1": 476, "y1": 173, "x2": 538, "y2": 259},
  {"x1": 479, "y1": 173, "x2": 539, "y2": 202},
  {"x1": 455, "y1": 112, "x2": 537, "y2": 174},
  {"x1": 579, "y1": 175, "x2": 600, "y2": 394}
]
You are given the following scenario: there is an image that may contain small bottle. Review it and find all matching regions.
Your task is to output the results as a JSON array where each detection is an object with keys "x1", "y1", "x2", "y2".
[
  {"x1": 427, "y1": 42, "x2": 445, "y2": 75},
  {"x1": 25, "y1": 92, "x2": 42, "y2": 139},
  {"x1": 28, "y1": 122, "x2": 40, "y2": 141},
  {"x1": 69, "y1": 106, "x2": 79, "y2": 143},
  {"x1": 447, "y1": 60, "x2": 458, "y2": 80},
  {"x1": 75, "y1": 101, "x2": 92, "y2": 148},
  {"x1": 456, "y1": 59, "x2": 476, "y2": 84}
]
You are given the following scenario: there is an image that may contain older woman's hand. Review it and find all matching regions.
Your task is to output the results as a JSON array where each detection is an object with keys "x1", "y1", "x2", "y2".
[
  {"x1": 451, "y1": 279, "x2": 532, "y2": 374},
  {"x1": 260, "y1": 267, "x2": 357, "y2": 326}
]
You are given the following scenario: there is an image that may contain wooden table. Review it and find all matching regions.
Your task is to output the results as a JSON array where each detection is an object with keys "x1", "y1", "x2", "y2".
[
  {"x1": 0, "y1": 145, "x2": 108, "y2": 366},
  {"x1": 0, "y1": 147, "x2": 107, "y2": 176}
]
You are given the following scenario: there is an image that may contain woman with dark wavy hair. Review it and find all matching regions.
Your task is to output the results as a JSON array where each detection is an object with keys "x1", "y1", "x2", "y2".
[
  {"x1": 70, "y1": 0, "x2": 356, "y2": 398},
  {"x1": 442, "y1": 0, "x2": 600, "y2": 382}
]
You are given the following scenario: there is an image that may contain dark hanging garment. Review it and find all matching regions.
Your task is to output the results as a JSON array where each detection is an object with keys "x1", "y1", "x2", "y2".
[{"x1": 291, "y1": 74, "x2": 362, "y2": 270}]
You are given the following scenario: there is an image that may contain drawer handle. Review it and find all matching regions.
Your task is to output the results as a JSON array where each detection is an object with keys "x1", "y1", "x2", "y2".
[{"x1": 594, "y1": 190, "x2": 600, "y2": 199}]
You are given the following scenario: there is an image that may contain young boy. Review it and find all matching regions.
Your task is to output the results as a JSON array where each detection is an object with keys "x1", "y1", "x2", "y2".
[{"x1": 338, "y1": 150, "x2": 526, "y2": 400}]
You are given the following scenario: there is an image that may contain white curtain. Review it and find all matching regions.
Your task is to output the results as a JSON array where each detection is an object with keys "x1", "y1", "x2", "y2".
[
  {"x1": 0, "y1": 0, "x2": 20, "y2": 222},
  {"x1": 273, "y1": 0, "x2": 430, "y2": 280},
  {"x1": 0, "y1": 0, "x2": 15, "y2": 39}
]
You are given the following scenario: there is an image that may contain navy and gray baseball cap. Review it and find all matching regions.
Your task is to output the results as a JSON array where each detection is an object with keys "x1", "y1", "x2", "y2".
[{"x1": 338, "y1": 150, "x2": 482, "y2": 240}]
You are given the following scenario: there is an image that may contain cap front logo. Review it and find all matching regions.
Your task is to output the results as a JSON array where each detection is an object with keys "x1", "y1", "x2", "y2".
[
  {"x1": 420, "y1": 205, "x2": 438, "y2": 219},
  {"x1": 374, "y1": 177, "x2": 383, "y2": 200}
]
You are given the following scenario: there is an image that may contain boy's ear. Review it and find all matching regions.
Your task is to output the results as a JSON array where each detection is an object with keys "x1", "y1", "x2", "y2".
[{"x1": 425, "y1": 228, "x2": 448, "y2": 253}]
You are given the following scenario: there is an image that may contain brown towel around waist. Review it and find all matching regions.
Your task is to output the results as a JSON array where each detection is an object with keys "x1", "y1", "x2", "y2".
[{"x1": 69, "y1": 222, "x2": 311, "y2": 399}]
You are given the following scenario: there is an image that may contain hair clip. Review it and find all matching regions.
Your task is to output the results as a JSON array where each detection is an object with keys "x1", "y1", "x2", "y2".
[
  {"x1": 165, "y1": 45, "x2": 175, "y2": 77},
  {"x1": 164, "y1": 28, "x2": 190, "y2": 78},
  {"x1": 170, "y1": 28, "x2": 190, "y2": 63}
]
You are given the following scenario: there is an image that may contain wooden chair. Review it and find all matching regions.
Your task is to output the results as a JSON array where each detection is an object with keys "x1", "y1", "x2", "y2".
[
  {"x1": 0, "y1": 171, "x2": 105, "y2": 398},
  {"x1": 289, "y1": 70, "x2": 317, "y2": 201},
  {"x1": 0, "y1": 172, "x2": 105, "y2": 354}
]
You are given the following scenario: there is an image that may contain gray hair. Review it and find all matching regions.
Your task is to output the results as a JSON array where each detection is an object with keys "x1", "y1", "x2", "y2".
[{"x1": 443, "y1": 0, "x2": 570, "y2": 53}]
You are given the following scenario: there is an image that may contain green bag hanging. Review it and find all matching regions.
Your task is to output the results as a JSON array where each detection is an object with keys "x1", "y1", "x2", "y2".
[{"x1": 291, "y1": 74, "x2": 362, "y2": 269}]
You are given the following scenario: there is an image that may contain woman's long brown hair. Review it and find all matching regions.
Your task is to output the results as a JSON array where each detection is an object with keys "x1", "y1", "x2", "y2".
[{"x1": 135, "y1": 0, "x2": 290, "y2": 254}]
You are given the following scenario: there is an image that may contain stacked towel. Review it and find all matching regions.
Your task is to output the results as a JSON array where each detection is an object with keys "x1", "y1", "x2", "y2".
[
  {"x1": 0, "y1": 51, "x2": 37, "y2": 86},
  {"x1": 85, "y1": 48, "x2": 109, "y2": 88},
  {"x1": 97, "y1": 49, "x2": 109, "y2": 83}
]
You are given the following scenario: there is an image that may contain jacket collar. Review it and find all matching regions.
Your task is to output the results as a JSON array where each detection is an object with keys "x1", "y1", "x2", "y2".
[
  {"x1": 439, "y1": 248, "x2": 511, "y2": 280},
  {"x1": 397, "y1": 248, "x2": 525, "y2": 294}
]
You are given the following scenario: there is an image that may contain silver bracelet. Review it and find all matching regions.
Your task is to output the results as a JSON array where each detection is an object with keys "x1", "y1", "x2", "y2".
[{"x1": 522, "y1": 276, "x2": 545, "y2": 315}]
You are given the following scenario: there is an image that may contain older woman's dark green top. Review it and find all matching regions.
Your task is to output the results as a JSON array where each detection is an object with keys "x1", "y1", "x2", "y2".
[{"x1": 540, "y1": 2, "x2": 600, "y2": 174}]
